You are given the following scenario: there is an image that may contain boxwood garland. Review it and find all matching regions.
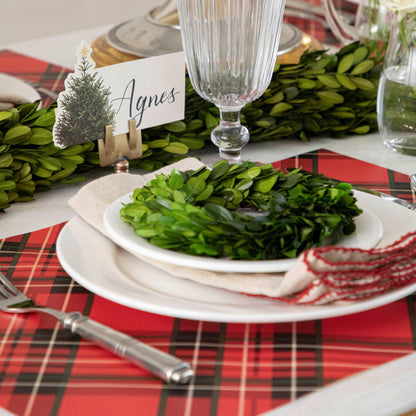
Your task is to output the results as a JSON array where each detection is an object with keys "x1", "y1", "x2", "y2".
[
  {"x1": 120, "y1": 160, "x2": 362, "y2": 260},
  {"x1": 0, "y1": 40, "x2": 384, "y2": 213}
]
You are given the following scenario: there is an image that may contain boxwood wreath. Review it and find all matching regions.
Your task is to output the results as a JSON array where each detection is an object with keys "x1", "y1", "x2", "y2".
[
  {"x1": 120, "y1": 160, "x2": 362, "y2": 260},
  {"x1": 0, "y1": 41, "x2": 384, "y2": 212}
]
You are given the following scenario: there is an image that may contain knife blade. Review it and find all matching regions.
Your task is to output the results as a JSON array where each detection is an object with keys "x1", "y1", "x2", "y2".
[{"x1": 350, "y1": 184, "x2": 415, "y2": 211}]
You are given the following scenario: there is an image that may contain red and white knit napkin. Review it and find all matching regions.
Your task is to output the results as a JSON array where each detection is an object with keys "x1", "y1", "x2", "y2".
[{"x1": 282, "y1": 232, "x2": 416, "y2": 304}]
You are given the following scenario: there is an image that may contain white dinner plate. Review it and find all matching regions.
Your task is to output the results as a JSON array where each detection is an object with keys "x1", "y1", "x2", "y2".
[
  {"x1": 57, "y1": 191, "x2": 416, "y2": 323},
  {"x1": 103, "y1": 192, "x2": 383, "y2": 273},
  {"x1": 0, "y1": 73, "x2": 40, "y2": 104}
]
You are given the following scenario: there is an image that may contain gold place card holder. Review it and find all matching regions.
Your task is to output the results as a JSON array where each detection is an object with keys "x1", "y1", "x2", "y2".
[{"x1": 98, "y1": 119, "x2": 142, "y2": 173}]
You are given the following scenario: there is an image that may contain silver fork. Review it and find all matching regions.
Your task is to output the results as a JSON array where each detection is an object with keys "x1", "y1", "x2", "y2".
[{"x1": 0, "y1": 270, "x2": 194, "y2": 384}]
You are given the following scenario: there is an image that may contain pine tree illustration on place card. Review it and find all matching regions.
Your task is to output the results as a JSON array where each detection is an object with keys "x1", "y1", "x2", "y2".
[{"x1": 53, "y1": 42, "x2": 116, "y2": 148}]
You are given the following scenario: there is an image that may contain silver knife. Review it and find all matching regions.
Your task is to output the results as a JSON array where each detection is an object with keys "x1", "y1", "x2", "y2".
[{"x1": 351, "y1": 184, "x2": 415, "y2": 210}]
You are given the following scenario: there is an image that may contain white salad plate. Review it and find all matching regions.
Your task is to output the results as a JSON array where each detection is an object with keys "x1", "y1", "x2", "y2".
[
  {"x1": 103, "y1": 192, "x2": 383, "y2": 273},
  {"x1": 0, "y1": 73, "x2": 41, "y2": 104},
  {"x1": 57, "y1": 191, "x2": 416, "y2": 323}
]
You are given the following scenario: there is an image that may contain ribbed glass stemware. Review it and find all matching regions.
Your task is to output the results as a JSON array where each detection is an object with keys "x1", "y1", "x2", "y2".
[{"x1": 177, "y1": 0, "x2": 286, "y2": 162}]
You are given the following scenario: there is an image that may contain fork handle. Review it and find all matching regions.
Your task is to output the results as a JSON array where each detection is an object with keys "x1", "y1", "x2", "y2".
[{"x1": 61, "y1": 312, "x2": 194, "y2": 384}]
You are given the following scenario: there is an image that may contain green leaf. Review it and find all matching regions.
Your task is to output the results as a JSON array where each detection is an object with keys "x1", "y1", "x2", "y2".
[
  {"x1": 331, "y1": 111, "x2": 355, "y2": 119},
  {"x1": 264, "y1": 91, "x2": 284, "y2": 104},
  {"x1": 317, "y1": 75, "x2": 341, "y2": 89},
  {"x1": 353, "y1": 46, "x2": 368, "y2": 64},
  {"x1": 253, "y1": 174, "x2": 278, "y2": 193},
  {"x1": 351, "y1": 125, "x2": 370, "y2": 134},
  {"x1": 0, "y1": 153, "x2": 13, "y2": 168},
  {"x1": 209, "y1": 160, "x2": 230, "y2": 180},
  {"x1": 0, "y1": 180, "x2": 16, "y2": 191},
  {"x1": 335, "y1": 73, "x2": 357, "y2": 90},
  {"x1": 0, "y1": 111, "x2": 13, "y2": 123},
  {"x1": 237, "y1": 166, "x2": 261, "y2": 179},
  {"x1": 304, "y1": 117, "x2": 321, "y2": 132},
  {"x1": 187, "y1": 176, "x2": 206, "y2": 195},
  {"x1": 205, "y1": 112, "x2": 218, "y2": 129},
  {"x1": 168, "y1": 169, "x2": 184, "y2": 190},
  {"x1": 316, "y1": 91, "x2": 344, "y2": 105},
  {"x1": 351, "y1": 60, "x2": 374, "y2": 75},
  {"x1": 284, "y1": 87, "x2": 299, "y2": 101},
  {"x1": 0, "y1": 190, "x2": 8, "y2": 203},
  {"x1": 147, "y1": 139, "x2": 169, "y2": 148},
  {"x1": 32, "y1": 112, "x2": 55, "y2": 127},
  {"x1": 3, "y1": 125, "x2": 31, "y2": 145},
  {"x1": 351, "y1": 77, "x2": 375, "y2": 90},
  {"x1": 163, "y1": 142, "x2": 189, "y2": 154},
  {"x1": 60, "y1": 155, "x2": 84, "y2": 165},
  {"x1": 195, "y1": 184, "x2": 214, "y2": 201},
  {"x1": 29, "y1": 127, "x2": 53, "y2": 145},
  {"x1": 18, "y1": 102, "x2": 40, "y2": 121},
  {"x1": 256, "y1": 119, "x2": 273, "y2": 128},
  {"x1": 164, "y1": 120, "x2": 187, "y2": 132},
  {"x1": 177, "y1": 137, "x2": 205, "y2": 150},
  {"x1": 297, "y1": 78, "x2": 316, "y2": 89},
  {"x1": 337, "y1": 53, "x2": 355, "y2": 74},
  {"x1": 38, "y1": 156, "x2": 61, "y2": 171},
  {"x1": 204, "y1": 203, "x2": 234, "y2": 222},
  {"x1": 270, "y1": 102, "x2": 293, "y2": 116},
  {"x1": 220, "y1": 188, "x2": 244, "y2": 205},
  {"x1": 173, "y1": 189, "x2": 186, "y2": 203},
  {"x1": 48, "y1": 166, "x2": 77, "y2": 181},
  {"x1": 235, "y1": 178, "x2": 253, "y2": 192}
]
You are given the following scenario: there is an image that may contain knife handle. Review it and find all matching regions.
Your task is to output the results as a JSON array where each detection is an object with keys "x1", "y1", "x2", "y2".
[{"x1": 61, "y1": 311, "x2": 194, "y2": 384}]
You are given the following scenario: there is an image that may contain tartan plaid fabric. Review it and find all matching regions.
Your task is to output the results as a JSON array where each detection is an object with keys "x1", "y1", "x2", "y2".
[
  {"x1": 284, "y1": 0, "x2": 343, "y2": 47},
  {"x1": 0, "y1": 149, "x2": 415, "y2": 416},
  {"x1": 0, "y1": 50, "x2": 67, "y2": 103}
]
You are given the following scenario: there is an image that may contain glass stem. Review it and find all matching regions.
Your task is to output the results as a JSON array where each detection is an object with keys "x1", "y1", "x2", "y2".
[
  {"x1": 210, "y1": 108, "x2": 249, "y2": 163},
  {"x1": 221, "y1": 110, "x2": 240, "y2": 124}
]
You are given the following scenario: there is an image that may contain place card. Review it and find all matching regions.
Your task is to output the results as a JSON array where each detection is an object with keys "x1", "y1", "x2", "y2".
[
  {"x1": 53, "y1": 41, "x2": 185, "y2": 148},
  {"x1": 95, "y1": 52, "x2": 185, "y2": 135}
]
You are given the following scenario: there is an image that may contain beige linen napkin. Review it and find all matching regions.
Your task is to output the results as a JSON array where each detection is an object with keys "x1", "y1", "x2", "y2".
[{"x1": 68, "y1": 158, "x2": 416, "y2": 305}]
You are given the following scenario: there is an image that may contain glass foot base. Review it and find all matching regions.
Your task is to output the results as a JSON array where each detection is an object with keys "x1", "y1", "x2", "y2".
[
  {"x1": 211, "y1": 124, "x2": 249, "y2": 164},
  {"x1": 219, "y1": 149, "x2": 242, "y2": 163},
  {"x1": 384, "y1": 137, "x2": 416, "y2": 156}
]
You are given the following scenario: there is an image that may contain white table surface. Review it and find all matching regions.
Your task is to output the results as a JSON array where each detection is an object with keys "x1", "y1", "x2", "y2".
[
  {"x1": 0, "y1": 0, "x2": 155, "y2": 46},
  {"x1": 1, "y1": 8, "x2": 416, "y2": 239}
]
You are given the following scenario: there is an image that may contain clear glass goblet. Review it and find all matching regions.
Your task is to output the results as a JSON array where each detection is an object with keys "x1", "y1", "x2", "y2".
[{"x1": 177, "y1": 0, "x2": 286, "y2": 162}]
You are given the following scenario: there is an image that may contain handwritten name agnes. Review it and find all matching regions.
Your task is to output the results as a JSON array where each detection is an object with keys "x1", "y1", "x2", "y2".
[{"x1": 111, "y1": 79, "x2": 180, "y2": 128}]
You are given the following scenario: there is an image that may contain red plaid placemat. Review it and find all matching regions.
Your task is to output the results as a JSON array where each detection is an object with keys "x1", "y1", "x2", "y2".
[
  {"x1": 0, "y1": 50, "x2": 67, "y2": 107},
  {"x1": 0, "y1": 149, "x2": 415, "y2": 416},
  {"x1": 284, "y1": 0, "x2": 338, "y2": 48}
]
